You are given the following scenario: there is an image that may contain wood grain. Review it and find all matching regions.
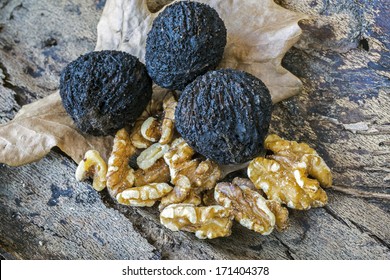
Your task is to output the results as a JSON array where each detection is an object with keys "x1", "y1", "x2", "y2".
[{"x1": 0, "y1": 0, "x2": 389, "y2": 259}]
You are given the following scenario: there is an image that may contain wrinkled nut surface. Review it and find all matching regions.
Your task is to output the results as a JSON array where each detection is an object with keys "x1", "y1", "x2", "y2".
[
  {"x1": 134, "y1": 158, "x2": 170, "y2": 187},
  {"x1": 76, "y1": 150, "x2": 107, "y2": 191},
  {"x1": 215, "y1": 182, "x2": 276, "y2": 235},
  {"x1": 159, "y1": 93, "x2": 177, "y2": 145},
  {"x1": 181, "y1": 190, "x2": 202, "y2": 206},
  {"x1": 130, "y1": 97, "x2": 163, "y2": 149},
  {"x1": 137, "y1": 142, "x2": 170, "y2": 170},
  {"x1": 141, "y1": 117, "x2": 161, "y2": 142},
  {"x1": 193, "y1": 160, "x2": 221, "y2": 191},
  {"x1": 202, "y1": 189, "x2": 217, "y2": 206},
  {"x1": 164, "y1": 138, "x2": 199, "y2": 183},
  {"x1": 159, "y1": 175, "x2": 191, "y2": 210},
  {"x1": 106, "y1": 128, "x2": 137, "y2": 197},
  {"x1": 131, "y1": 118, "x2": 152, "y2": 149},
  {"x1": 160, "y1": 204, "x2": 233, "y2": 239},
  {"x1": 266, "y1": 200, "x2": 289, "y2": 231},
  {"x1": 117, "y1": 183, "x2": 173, "y2": 207},
  {"x1": 232, "y1": 177, "x2": 260, "y2": 193},
  {"x1": 231, "y1": 177, "x2": 288, "y2": 231},
  {"x1": 265, "y1": 134, "x2": 332, "y2": 187},
  {"x1": 248, "y1": 134, "x2": 331, "y2": 210},
  {"x1": 159, "y1": 175, "x2": 202, "y2": 211},
  {"x1": 163, "y1": 138, "x2": 221, "y2": 191}
]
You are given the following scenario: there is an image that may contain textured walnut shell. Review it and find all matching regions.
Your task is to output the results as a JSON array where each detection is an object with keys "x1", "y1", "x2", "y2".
[
  {"x1": 60, "y1": 50, "x2": 152, "y2": 136},
  {"x1": 176, "y1": 69, "x2": 273, "y2": 164},
  {"x1": 145, "y1": 1, "x2": 226, "y2": 90}
]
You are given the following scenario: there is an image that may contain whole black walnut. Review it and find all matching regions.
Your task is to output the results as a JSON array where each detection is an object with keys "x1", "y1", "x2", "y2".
[
  {"x1": 60, "y1": 50, "x2": 152, "y2": 136},
  {"x1": 176, "y1": 69, "x2": 273, "y2": 164},
  {"x1": 145, "y1": 0, "x2": 227, "y2": 91}
]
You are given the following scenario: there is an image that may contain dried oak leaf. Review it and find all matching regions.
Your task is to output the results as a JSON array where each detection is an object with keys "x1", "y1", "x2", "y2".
[
  {"x1": 96, "y1": 0, "x2": 306, "y2": 103},
  {"x1": 0, "y1": 92, "x2": 113, "y2": 166}
]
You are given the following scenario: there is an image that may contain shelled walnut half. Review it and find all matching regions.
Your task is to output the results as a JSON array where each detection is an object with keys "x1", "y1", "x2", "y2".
[
  {"x1": 117, "y1": 183, "x2": 173, "y2": 207},
  {"x1": 248, "y1": 134, "x2": 332, "y2": 210},
  {"x1": 265, "y1": 134, "x2": 332, "y2": 187},
  {"x1": 215, "y1": 182, "x2": 288, "y2": 234},
  {"x1": 163, "y1": 138, "x2": 221, "y2": 192},
  {"x1": 75, "y1": 150, "x2": 107, "y2": 191},
  {"x1": 160, "y1": 203, "x2": 233, "y2": 239},
  {"x1": 106, "y1": 128, "x2": 137, "y2": 197},
  {"x1": 231, "y1": 177, "x2": 288, "y2": 231},
  {"x1": 159, "y1": 175, "x2": 201, "y2": 211}
]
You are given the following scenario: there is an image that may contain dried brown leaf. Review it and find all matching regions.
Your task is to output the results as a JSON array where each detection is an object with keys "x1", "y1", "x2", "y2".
[
  {"x1": 0, "y1": 92, "x2": 113, "y2": 166},
  {"x1": 96, "y1": 0, "x2": 306, "y2": 103}
]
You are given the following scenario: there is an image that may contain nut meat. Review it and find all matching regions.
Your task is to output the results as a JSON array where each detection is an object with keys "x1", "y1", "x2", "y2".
[
  {"x1": 214, "y1": 182, "x2": 276, "y2": 235},
  {"x1": 106, "y1": 128, "x2": 137, "y2": 197},
  {"x1": 265, "y1": 134, "x2": 332, "y2": 187},
  {"x1": 137, "y1": 142, "x2": 170, "y2": 170},
  {"x1": 130, "y1": 96, "x2": 164, "y2": 149},
  {"x1": 160, "y1": 204, "x2": 233, "y2": 239},
  {"x1": 231, "y1": 178, "x2": 288, "y2": 231},
  {"x1": 117, "y1": 183, "x2": 173, "y2": 207},
  {"x1": 141, "y1": 117, "x2": 161, "y2": 142},
  {"x1": 266, "y1": 200, "x2": 289, "y2": 231},
  {"x1": 75, "y1": 150, "x2": 107, "y2": 191},
  {"x1": 163, "y1": 138, "x2": 197, "y2": 184},
  {"x1": 159, "y1": 175, "x2": 192, "y2": 210},
  {"x1": 159, "y1": 93, "x2": 177, "y2": 145},
  {"x1": 248, "y1": 135, "x2": 331, "y2": 210},
  {"x1": 133, "y1": 158, "x2": 170, "y2": 187},
  {"x1": 163, "y1": 138, "x2": 221, "y2": 191}
]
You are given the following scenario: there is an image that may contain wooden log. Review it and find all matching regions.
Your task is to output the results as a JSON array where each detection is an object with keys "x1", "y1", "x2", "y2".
[{"x1": 0, "y1": 0, "x2": 389, "y2": 259}]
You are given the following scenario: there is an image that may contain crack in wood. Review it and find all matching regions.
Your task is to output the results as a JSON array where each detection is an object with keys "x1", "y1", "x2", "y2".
[
  {"x1": 9, "y1": 3, "x2": 27, "y2": 20},
  {"x1": 324, "y1": 206, "x2": 351, "y2": 228},
  {"x1": 273, "y1": 236, "x2": 295, "y2": 260},
  {"x1": 0, "y1": 61, "x2": 31, "y2": 107},
  {"x1": 347, "y1": 219, "x2": 390, "y2": 251},
  {"x1": 325, "y1": 205, "x2": 390, "y2": 252},
  {"x1": 0, "y1": 0, "x2": 10, "y2": 10}
]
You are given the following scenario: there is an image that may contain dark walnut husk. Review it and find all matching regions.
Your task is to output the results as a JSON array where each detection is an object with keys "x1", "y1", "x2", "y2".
[
  {"x1": 60, "y1": 50, "x2": 152, "y2": 136},
  {"x1": 176, "y1": 69, "x2": 273, "y2": 164},
  {"x1": 145, "y1": 0, "x2": 227, "y2": 91}
]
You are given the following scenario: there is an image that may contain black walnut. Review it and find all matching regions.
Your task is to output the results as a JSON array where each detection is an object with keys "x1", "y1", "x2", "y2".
[
  {"x1": 176, "y1": 69, "x2": 273, "y2": 164},
  {"x1": 145, "y1": 0, "x2": 227, "y2": 91},
  {"x1": 60, "y1": 50, "x2": 152, "y2": 136}
]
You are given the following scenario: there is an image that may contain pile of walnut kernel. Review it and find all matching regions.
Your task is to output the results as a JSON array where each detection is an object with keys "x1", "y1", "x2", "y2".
[{"x1": 76, "y1": 92, "x2": 332, "y2": 239}]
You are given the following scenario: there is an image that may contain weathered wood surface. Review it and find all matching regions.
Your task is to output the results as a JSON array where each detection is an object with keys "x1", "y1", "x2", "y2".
[{"x1": 0, "y1": 0, "x2": 389, "y2": 259}]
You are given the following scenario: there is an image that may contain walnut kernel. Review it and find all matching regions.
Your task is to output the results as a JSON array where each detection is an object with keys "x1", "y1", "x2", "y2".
[
  {"x1": 106, "y1": 128, "x2": 137, "y2": 197},
  {"x1": 160, "y1": 204, "x2": 233, "y2": 239},
  {"x1": 116, "y1": 183, "x2": 173, "y2": 207},
  {"x1": 134, "y1": 158, "x2": 170, "y2": 187},
  {"x1": 163, "y1": 138, "x2": 221, "y2": 191},
  {"x1": 265, "y1": 134, "x2": 332, "y2": 187},
  {"x1": 248, "y1": 134, "x2": 332, "y2": 210},
  {"x1": 75, "y1": 150, "x2": 107, "y2": 191},
  {"x1": 137, "y1": 142, "x2": 170, "y2": 170},
  {"x1": 231, "y1": 177, "x2": 288, "y2": 231},
  {"x1": 159, "y1": 93, "x2": 177, "y2": 145},
  {"x1": 141, "y1": 117, "x2": 161, "y2": 142},
  {"x1": 214, "y1": 182, "x2": 276, "y2": 235}
]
